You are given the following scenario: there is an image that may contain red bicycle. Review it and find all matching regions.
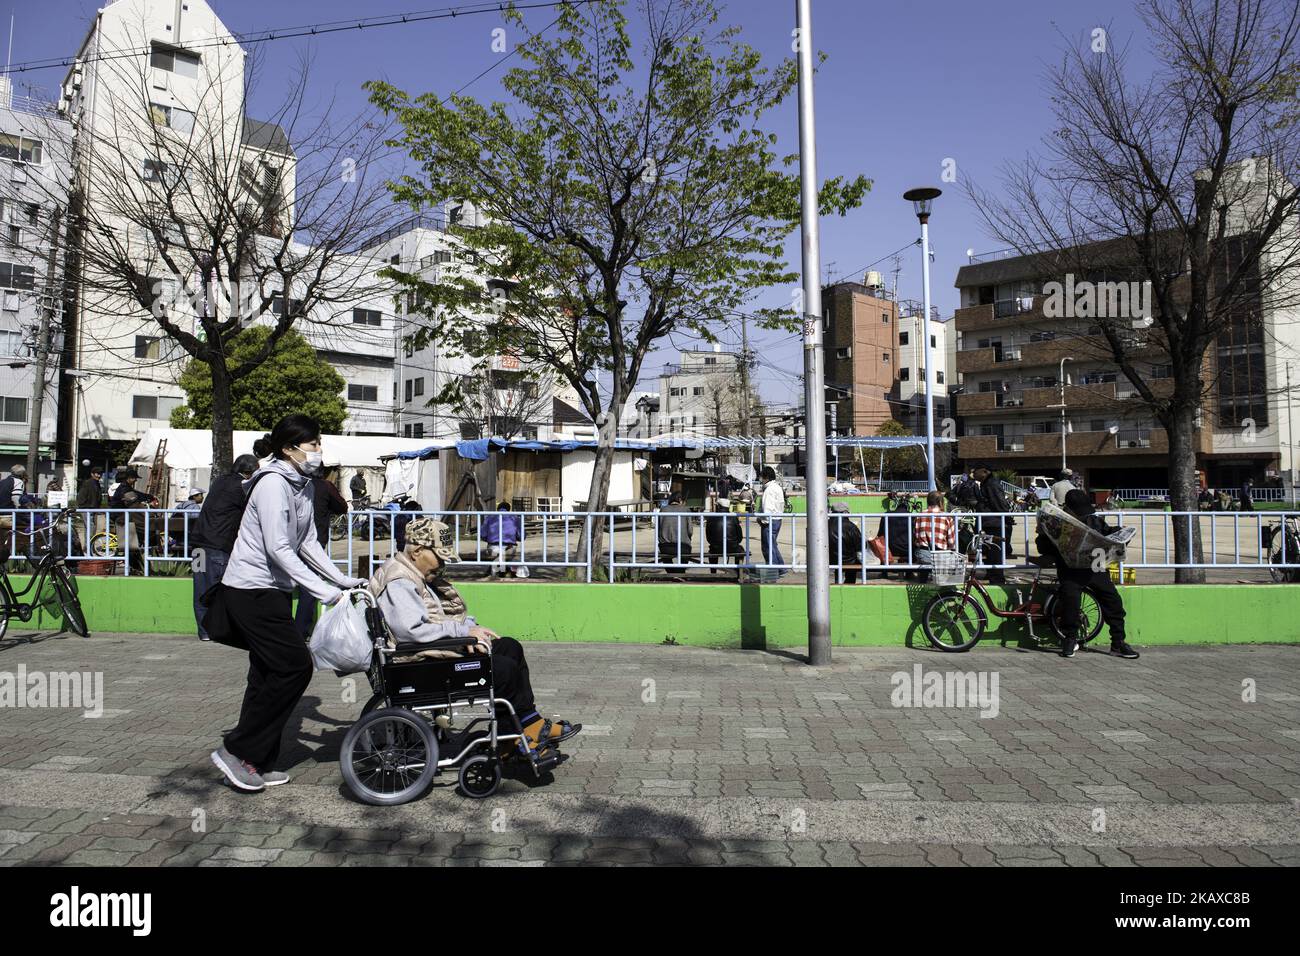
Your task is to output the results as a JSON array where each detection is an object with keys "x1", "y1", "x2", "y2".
[{"x1": 920, "y1": 533, "x2": 1103, "y2": 652}]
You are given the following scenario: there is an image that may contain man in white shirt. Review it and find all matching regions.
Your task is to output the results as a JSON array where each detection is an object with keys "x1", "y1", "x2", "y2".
[
  {"x1": 1050, "y1": 469, "x2": 1076, "y2": 505},
  {"x1": 758, "y1": 466, "x2": 787, "y2": 577}
]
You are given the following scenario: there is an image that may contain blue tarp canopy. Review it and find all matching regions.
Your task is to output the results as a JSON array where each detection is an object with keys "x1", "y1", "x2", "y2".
[{"x1": 395, "y1": 433, "x2": 952, "y2": 461}]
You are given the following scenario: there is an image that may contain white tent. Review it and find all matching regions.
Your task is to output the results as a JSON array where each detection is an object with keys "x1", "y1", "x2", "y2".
[{"x1": 128, "y1": 428, "x2": 447, "y2": 506}]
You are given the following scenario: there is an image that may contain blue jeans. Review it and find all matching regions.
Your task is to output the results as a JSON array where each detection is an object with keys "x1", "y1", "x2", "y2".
[
  {"x1": 193, "y1": 547, "x2": 230, "y2": 640},
  {"x1": 760, "y1": 519, "x2": 785, "y2": 569}
]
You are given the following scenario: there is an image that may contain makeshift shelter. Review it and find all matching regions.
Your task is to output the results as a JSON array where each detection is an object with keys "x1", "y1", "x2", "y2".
[
  {"x1": 127, "y1": 428, "x2": 439, "y2": 506},
  {"x1": 396, "y1": 437, "x2": 654, "y2": 513}
]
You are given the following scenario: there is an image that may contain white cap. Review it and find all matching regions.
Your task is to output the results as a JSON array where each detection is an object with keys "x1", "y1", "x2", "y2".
[{"x1": 188, "y1": 487, "x2": 206, "y2": 498}]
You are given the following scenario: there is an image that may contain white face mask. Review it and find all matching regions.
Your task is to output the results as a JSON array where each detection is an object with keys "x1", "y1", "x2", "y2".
[{"x1": 292, "y1": 445, "x2": 323, "y2": 475}]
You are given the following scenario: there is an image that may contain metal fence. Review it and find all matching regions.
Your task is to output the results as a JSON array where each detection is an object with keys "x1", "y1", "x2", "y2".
[
  {"x1": 1113, "y1": 487, "x2": 1288, "y2": 502},
  {"x1": 8, "y1": 506, "x2": 1300, "y2": 583}
]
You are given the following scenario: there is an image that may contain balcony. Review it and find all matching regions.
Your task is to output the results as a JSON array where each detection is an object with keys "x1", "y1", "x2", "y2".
[
  {"x1": 954, "y1": 295, "x2": 1050, "y2": 332},
  {"x1": 958, "y1": 428, "x2": 1171, "y2": 460}
]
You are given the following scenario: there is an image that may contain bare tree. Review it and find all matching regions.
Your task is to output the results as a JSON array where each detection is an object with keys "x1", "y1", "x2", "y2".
[
  {"x1": 968, "y1": 0, "x2": 1300, "y2": 582},
  {"x1": 15, "y1": 20, "x2": 402, "y2": 472},
  {"x1": 436, "y1": 363, "x2": 556, "y2": 441}
]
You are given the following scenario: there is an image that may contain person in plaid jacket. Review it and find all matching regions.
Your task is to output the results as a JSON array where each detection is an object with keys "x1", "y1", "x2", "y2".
[{"x1": 913, "y1": 491, "x2": 956, "y2": 580}]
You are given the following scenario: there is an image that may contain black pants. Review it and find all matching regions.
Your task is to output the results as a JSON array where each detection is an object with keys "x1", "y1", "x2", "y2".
[
  {"x1": 490, "y1": 636, "x2": 538, "y2": 726},
  {"x1": 223, "y1": 588, "x2": 314, "y2": 771},
  {"x1": 1057, "y1": 566, "x2": 1127, "y2": 643}
]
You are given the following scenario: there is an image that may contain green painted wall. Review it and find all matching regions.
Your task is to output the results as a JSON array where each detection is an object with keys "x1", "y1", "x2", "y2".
[
  {"x1": 34, "y1": 576, "x2": 1300, "y2": 648},
  {"x1": 788, "y1": 494, "x2": 890, "y2": 514}
]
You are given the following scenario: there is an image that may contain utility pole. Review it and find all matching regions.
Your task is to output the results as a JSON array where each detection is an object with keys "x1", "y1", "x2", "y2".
[
  {"x1": 26, "y1": 204, "x2": 63, "y2": 485},
  {"x1": 739, "y1": 311, "x2": 752, "y2": 437},
  {"x1": 796, "y1": 0, "x2": 831, "y2": 667},
  {"x1": 1288, "y1": 362, "x2": 1295, "y2": 495}
]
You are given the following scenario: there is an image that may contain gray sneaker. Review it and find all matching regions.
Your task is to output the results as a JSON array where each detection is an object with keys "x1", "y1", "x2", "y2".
[
  {"x1": 261, "y1": 770, "x2": 290, "y2": 787},
  {"x1": 211, "y1": 747, "x2": 265, "y2": 792}
]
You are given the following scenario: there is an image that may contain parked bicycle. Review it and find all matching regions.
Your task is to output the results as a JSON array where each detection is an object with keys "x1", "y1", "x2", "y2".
[
  {"x1": 920, "y1": 532, "x2": 1102, "y2": 652},
  {"x1": 1, "y1": 508, "x2": 89, "y2": 640},
  {"x1": 330, "y1": 496, "x2": 405, "y2": 541}
]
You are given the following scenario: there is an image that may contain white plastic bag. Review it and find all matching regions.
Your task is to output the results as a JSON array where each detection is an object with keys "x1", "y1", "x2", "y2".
[{"x1": 308, "y1": 595, "x2": 372, "y2": 674}]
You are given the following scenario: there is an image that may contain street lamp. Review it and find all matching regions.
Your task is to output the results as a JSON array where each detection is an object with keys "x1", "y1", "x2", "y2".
[
  {"x1": 1058, "y1": 356, "x2": 1073, "y2": 472},
  {"x1": 903, "y1": 186, "x2": 941, "y2": 489}
]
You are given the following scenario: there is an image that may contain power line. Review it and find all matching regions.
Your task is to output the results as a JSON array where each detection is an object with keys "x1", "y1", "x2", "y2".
[{"x1": 3, "y1": 0, "x2": 610, "y2": 75}]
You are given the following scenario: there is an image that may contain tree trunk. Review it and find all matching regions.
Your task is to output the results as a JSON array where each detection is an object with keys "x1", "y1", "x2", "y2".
[
  {"x1": 210, "y1": 360, "x2": 235, "y2": 476},
  {"x1": 1167, "y1": 401, "x2": 1205, "y2": 584},
  {"x1": 575, "y1": 409, "x2": 621, "y2": 575}
]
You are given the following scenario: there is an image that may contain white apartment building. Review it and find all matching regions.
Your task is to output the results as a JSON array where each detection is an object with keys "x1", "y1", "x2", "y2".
[
  {"x1": 0, "y1": 78, "x2": 71, "y2": 478},
  {"x1": 657, "y1": 347, "x2": 751, "y2": 437},
  {"x1": 56, "y1": 0, "x2": 399, "y2": 467},
  {"x1": 363, "y1": 204, "x2": 585, "y2": 442},
  {"x1": 894, "y1": 307, "x2": 956, "y2": 433}
]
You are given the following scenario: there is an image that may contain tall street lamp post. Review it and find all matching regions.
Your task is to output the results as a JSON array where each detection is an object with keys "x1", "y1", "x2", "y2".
[
  {"x1": 903, "y1": 187, "x2": 940, "y2": 490},
  {"x1": 1058, "y1": 356, "x2": 1073, "y2": 471}
]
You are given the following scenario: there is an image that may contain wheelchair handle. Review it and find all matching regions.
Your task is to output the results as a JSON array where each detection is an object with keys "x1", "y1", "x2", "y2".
[{"x1": 342, "y1": 586, "x2": 377, "y2": 608}]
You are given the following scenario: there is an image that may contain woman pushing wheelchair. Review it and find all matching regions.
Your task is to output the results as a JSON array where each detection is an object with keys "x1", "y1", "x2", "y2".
[{"x1": 367, "y1": 516, "x2": 581, "y2": 758}]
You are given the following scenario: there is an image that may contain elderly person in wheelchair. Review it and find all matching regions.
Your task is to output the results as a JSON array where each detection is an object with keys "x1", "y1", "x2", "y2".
[{"x1": 367, "y1": 516, "x2": 580, "y2": 758}]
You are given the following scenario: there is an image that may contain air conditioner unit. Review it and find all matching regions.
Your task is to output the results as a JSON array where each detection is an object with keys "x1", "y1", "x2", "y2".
[{"x1": 1007, "y1": 442, "x2": 1025, "y2": 452}]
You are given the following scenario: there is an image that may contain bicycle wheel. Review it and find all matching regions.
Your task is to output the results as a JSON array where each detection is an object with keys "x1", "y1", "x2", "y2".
[
  {"x1": 1267, "y1": 544, "x2": 1297, "y2": 583},
  {"x1": 51, "y1": 565, "x2": 89, "y2": 638},
  {"x1": 329, "y1": 515, "x2": 349, "y2": 541},
  {"x1": 340, "y1": 708, "x2": 438, "y2": 806},
  {"x1": 1046, "y1": 588, "x2": 1103, "y2": 644},
  {"x1": 90, "y1": 531, "x2": 119, "y2": 557},
  {"x1": 921, "y1": 591, "x2": 986, "y2": 652}
]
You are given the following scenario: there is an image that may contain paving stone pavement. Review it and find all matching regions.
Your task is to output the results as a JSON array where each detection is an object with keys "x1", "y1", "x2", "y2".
[{"x1": 1, "y1": 633, "x2": 1298, "y2": 866}]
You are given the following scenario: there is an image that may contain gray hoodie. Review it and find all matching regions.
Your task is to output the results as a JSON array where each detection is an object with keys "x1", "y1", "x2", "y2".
[{"x1": 221, "y1": 458, "x2": 362, "y2": 603}]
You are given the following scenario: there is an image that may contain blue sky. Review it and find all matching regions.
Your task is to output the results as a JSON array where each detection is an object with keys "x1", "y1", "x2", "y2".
[{"x1": 5, "y1": 0, "x2": 1149, "y2": 406}]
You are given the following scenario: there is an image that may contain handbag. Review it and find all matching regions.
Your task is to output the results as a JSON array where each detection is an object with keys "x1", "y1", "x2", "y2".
[
  {"x1": 199, "y1": 583, "x2": 248, "y2": 650},
  {"x1": 867, "y1": 535, "x2": 895, "y2": 565}
]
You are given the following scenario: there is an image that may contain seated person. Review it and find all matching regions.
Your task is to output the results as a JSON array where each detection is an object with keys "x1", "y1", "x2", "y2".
[
  {"x1": 656, "y1": 492, "x2": 693, "y2": 571},
  {"x1": 827, "y1": 502, "x2": 864, "y2": 583},
  {"x1": 477, "y1": 500, "x2": 522, "y2": 576},
  {"x1": 368, "y1": 517, "x2": 580, "y2": 752},
  {"x1": 175, "y1": 488, "x2": 205, "y2": 512},
  {"x1": 912, "y1": 491, "x2": 956, "y2": 581},
  {"x1": 704, "y1": 503, "x2": 746, "y2": 571}
]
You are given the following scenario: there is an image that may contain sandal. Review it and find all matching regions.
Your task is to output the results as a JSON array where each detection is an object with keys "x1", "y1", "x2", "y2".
[{"x1": 538, "y1": 718, "x2": 582, "y2": 745}]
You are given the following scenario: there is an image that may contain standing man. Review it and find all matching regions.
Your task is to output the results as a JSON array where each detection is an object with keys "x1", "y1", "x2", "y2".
[
  {"x1": 1051, "y1": 469, "x2": 1076, "y2": 505},
  {"x1": 972, "y1": 467, "x2": 1013, "y2": 583},
  {"x1": 1240, "y1": 477, "x2": 1255, "y2": 512},
  {"x1": 76, "y1": 465, "x2": 104, "y2": 553},
  {"x1": 757, "y1": 466, "x2": 787, "y2": 579},
  {"x1": 192, "y1": 455, "x2": 260, "y2": 641},
  {"x1": 0, "y1": 462, "x2": 26, "y2": 512},
  {"x1": 295, "y1": 474, "x2": 350, "y2": 640},
  {"x1": 348, "y1": 470, "x2": 368, "y2": 506}
]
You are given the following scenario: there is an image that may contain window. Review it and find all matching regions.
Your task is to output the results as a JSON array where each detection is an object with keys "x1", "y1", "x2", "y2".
[
  {"x1": 6, "y1": 225, "x2": 20, "y2": 247},
  {"x1": 931, "y1": 335, "x2": 937, "y2": 348},
  {"x1": 390, "y1": 255, "x2": 400, "y2": 265},
  {"x1": 1, "y1": 396, "x2": 26, "y2": 423},
  {"x1": 269, "y1": 292, "x2": 302, "y2": 317},
  {"x1": 135, "y1": 336, "x2": 161, "y2": 360},
  {"x1": 0, "y1": 262, "x2": 35, "y2": 290},
  {"x1": 1089, "y1": 419, "x2": 1107, "y2": 432},
  {"x1": 0, "y1": 134, "x2": 42, "y2": 164},
  {"x1": 704, "y1": 356, "x2": 717, "y2": 365},
  {"x1": 936, "y1": 371, "x2": 945, "y2": 384},
  {"x1": 141, "y1": 158, "x2": 181, "y2": 185},
  {"x1": 131, "y1": 395, "x2": 181, "y2": 420},
  {"x1": 348, "y1": 384, "x2": 379, "y2": 403},
  {"x1": 149, "y1": 102, "x2": 195, "y2": 134},
  {"x1": 899, "y1": 367, "x2": 910, "y2": 381},
  {"x1": 352, "y1": 308, "x2": 382, "y2": 326},
  {"x1": 0, "y1": 330, "x2": 22, "y2": 354},
  {"x1": 404, "y1": 379, "x2": 413, "y2": 403},
  {"x1": 882, "y1": 312, "x2": 890, "y2": 323},
  {"x1": 403, "y1": 423, "x2": 412, "y2": 437},
  {"x1": 670, "y1": 386, "x2": 684, "y2": 397},
  {"x1": 1151, "y1": 363, "x2": 1173, "y2": 380},
  {"x1": 899, "y1": 331, "x2": 909, "y2": 345},
  {"x1": 413, "y1": 378, "x2": 424, "y2": 397},
  {"x1": 692, "y1": 386, "x2": 704, "y2": 396},
  {"x1": 882, "y1": 352, "x2": 890, "y2": 362},
  {"x1": 150, "y1": 46, "x2": 200, "y2": 78},
  {"x1": 412, "y1": 422, "x2": 424, "y2": 439}
]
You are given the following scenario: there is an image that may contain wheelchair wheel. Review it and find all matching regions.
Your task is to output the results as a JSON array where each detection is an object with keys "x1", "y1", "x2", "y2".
[
  {"x1": 921, "y1": 591, "x2": 986, "y2": 652},
  {"x1": 341, "y1": 708, "x2": 438, "y2": 806},
  {"x1": 458, "y1": 754, "x2": 501, "y2": 799},
  {"x1": 1045, "y1": 588, "x2": 1104, "y2": 645}
]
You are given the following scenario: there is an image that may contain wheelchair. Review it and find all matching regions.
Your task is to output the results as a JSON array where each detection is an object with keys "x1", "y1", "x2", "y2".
[{"x1": 339, "y1": 591, "x2": 566, "y2": 806}]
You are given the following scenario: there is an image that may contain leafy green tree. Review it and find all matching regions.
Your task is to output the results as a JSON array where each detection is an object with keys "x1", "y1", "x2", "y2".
[
  {"x1": 171, "y1": 326, "x2": 348, "y2": 434},
  {"x1": 367, "y1": 0, "x2": 868, "y2": 553},
  {"x1": 876, "y1": 419, "x2": 926, "y2": 479}
]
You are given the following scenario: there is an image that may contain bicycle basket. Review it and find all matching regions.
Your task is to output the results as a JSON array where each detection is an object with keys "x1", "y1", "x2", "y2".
[{"x1": 929, "y1": 550, "x2": 968, "y2": 586}]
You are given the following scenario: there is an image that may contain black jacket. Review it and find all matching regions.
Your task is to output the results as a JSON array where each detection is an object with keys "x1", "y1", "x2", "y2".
[
  {"x1": 76, "y1": 476, "x2": 103, "y2": 509},
  {"x1": 0, "y1": 474, "x2": 19, "y2": 510},
  {"x1": 947, "y1": 478, "x2": 980, "y2": 509},
  {"x1": 312, "y1": 478, "x2": 348, "y2": 546},
  {"x1": 828, "y1": 514, "x2": 864, "y2": 561},
  {"x1": 704, "y1": 512, "x2": 744, "y2": 554},
  {"x1": 192, "y1": 472, "x2": 248, "y2": 553}
]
